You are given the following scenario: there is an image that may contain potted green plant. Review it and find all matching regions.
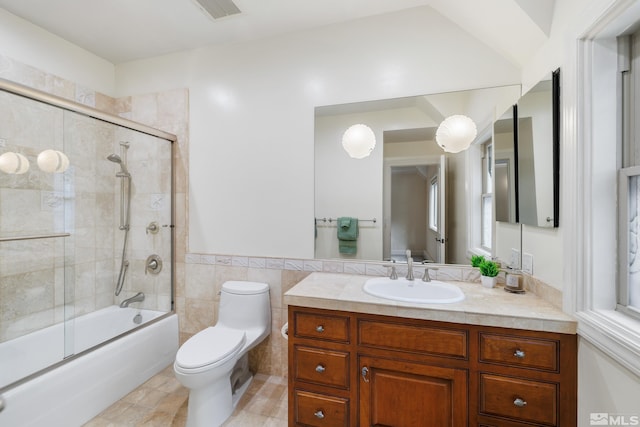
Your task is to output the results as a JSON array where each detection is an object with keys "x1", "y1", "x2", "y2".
[
  {"x1": 479, "y1": 260, "x2": 500, "y2": 288},
  {"x1": 470, "y1": 255, "x2": 485, "y2": 268}
]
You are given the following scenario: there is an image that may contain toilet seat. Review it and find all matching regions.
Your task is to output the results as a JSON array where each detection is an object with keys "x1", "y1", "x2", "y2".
[{"x1": 175, "y1": 326, "x2": 246, "y2": 372}]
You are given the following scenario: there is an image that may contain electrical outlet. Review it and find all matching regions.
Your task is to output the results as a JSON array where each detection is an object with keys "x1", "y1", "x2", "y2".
[
  {"x1": 510, "y1": 248, "x2": 521, "y2": 269},
  {"x1": 522, "y1": 253, "x2": 533, "y2": 274},
  {"x1": 0, "y1": 138, "x2": 6, "y2": 147}
]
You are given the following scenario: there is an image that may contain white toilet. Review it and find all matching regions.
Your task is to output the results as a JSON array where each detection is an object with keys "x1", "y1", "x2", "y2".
[{"x1": 174, "y1": 281, "x2": 271, "y2": 427}]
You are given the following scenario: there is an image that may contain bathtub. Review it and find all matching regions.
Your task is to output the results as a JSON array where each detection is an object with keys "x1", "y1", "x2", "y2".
[{"x1": 0, "y1": 305, "x2": 179, "y2": 427}]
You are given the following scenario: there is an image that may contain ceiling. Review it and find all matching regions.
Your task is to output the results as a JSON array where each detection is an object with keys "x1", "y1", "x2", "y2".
[{"x1": 0, "y1": 0, "x2": 556, "y2": 66}]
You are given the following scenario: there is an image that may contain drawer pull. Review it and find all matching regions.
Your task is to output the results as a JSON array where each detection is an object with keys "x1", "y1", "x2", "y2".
[
  {"x1": 361, "y1": 366, "x2": 370, "y2": 382},
  {"x1": 314, "y1": 410, "x2": 325, "y2": 419},
  {"x1": 316, "y1": 325, "x2": 325, "y2": 333},
  {"x1": 513, "y1": 397, "x2": 528, "y2": 408},
  {"x1": 315, "y1": 364, "x2": 326, "y2": 373},
  {"x1": 514, "y1": 349, "x2": 526, "y2": 359}
]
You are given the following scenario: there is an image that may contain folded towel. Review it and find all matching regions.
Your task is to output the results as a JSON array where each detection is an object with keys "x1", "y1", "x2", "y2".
[
  {"x1": 337, "y1": 217, "x2": 358, "y2": 254},
  {"x1": 337, "y1": 217, "x2": 358, "y2": 241}
]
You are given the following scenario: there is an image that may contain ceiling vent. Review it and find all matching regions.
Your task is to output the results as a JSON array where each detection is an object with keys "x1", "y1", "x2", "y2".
[{"x1": 192, "y1": 0, "x2": 241, "y2": 19}]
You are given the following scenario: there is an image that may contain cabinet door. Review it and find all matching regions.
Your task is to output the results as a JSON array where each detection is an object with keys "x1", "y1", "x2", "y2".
[{"x1": 359, "y1": 356, "x2": 468, "y2": 427}]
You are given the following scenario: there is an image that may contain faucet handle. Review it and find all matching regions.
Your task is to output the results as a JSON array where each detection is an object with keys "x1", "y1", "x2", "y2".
[
  {"x1": 422, "y1": 267, "x2": 439, "y2": 282},
  {"x1": 389, "y1": 264, "x2": 398, "y2": 280}
]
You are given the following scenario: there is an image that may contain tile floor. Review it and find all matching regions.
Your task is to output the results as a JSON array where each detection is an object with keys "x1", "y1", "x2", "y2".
[{"x1": 83, "y1": 366, "x2": 288, "y2": 427}]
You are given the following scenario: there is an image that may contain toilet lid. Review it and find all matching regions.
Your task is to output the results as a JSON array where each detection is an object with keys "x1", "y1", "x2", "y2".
[
  {"x1": 222, "y1": 281, "x2": 269, "y2": 295},
  {"x1": 176, "y1": 327, "x2": 246, "y2": 369}
]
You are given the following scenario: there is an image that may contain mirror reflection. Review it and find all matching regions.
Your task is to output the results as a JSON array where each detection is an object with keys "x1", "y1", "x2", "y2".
[
  {"x1": 314, "y1": 85, "x2": 521, "y2": 264},
  {"x1": 494, "y1": 105, "x2": 518, "y2": 224}
]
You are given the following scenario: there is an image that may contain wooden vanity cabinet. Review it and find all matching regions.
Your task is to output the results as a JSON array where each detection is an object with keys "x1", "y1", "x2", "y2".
[{"x1": 288, "y1": 306, "x2": 576, "y2": 427}]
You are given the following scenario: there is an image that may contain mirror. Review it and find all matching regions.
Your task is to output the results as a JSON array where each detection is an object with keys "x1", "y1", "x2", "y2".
[
  {"x1": 314, "y1": 85, "x2": 521, "y2": 263},
  {"x1": 494, "y1": 105, "x2": 518, "y2": 224},
  {"x1": 516, "y1": 69, "x2": 560, "y2": 228}
]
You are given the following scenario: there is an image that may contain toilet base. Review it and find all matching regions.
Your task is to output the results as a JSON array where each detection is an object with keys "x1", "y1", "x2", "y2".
[
  {"x1": 183, "y1": 354, "x2": 253, "y2": 427},
  {"x1": 185, "y1": 374, "x2": 253, "y2": 427},
  {"x1": 232, "y1": 374, "x2": 252, "y2": 409}
]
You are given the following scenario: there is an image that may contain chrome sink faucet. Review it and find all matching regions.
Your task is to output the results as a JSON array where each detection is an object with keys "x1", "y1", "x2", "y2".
[{"x1": 406, "y1": 249, "x2": 414, "y2": 281}]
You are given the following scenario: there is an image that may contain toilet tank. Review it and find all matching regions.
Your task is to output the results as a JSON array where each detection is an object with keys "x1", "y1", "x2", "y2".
[{"x1": 218, "y1": 281, "x2": 271, "y2": 332}]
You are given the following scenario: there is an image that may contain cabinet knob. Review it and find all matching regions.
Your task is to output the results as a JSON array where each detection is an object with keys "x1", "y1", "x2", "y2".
[
  {"x1": 314, "y1": 410, "x2": 325, "y2": 419},
  {"x1": 513, "y1": 398, "x2": 528, "y2": 408},
  {"x1": 315, "y1": 364, "x2": 326, "y2": 373},
  {"x1": 316, "y1": 325, "x2": 325, "y2": 333},
  {"x1": 514, "y1": 349, "x2": 526, "y2": 359}
]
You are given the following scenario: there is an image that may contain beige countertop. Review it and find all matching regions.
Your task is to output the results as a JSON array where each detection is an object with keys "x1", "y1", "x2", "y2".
[{"x1": 284, "y1": 272, "x2": 577, "y2": 334}]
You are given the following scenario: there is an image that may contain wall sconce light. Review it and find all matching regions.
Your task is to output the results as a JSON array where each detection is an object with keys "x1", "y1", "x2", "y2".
[
  {"x1": 342, "y1": 124, "x2": 376, "y2": 159},
  {"x1": 0, "y1": 152, "x2": 30, "y2": 174},
  {"x1": 435, "y1": 115, "x2": 477, "y2": 153},
  {"x1": 37, "y1": 149, "x2": 69, "y2": 173}
]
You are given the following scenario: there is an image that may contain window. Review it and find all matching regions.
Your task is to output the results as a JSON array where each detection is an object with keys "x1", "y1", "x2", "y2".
[
  {"x1": 429, "y1": 176, "x2": 438, "y2": 232},
  {"x1": 481, "y1": 143, "x2": 493, "y2": 251},
  {"x1": 574, "y1": 1, "x2": 640, "y2": 377},
  {"x1": 618, "y1": 30, "x2": 640, "y2": 317}
]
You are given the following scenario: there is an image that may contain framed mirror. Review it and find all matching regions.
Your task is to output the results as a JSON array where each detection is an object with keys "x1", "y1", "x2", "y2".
[
  {"x1": 516, "y1": 69, "x2": 560, "y2": 228},
  {"x1": 314, "y1": 85, "x2": 521, "y2": 264}
]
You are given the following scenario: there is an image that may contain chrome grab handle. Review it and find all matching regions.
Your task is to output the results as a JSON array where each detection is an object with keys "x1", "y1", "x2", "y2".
[
  {"x1": 361, "y1": 366, "x2": 369, "y2": 382},
  {"x1": 315, "y1": 364, "x2": 326, "y2": 373},
  {"x1": 514, "y1": 349, "x2": 526, "y2": 359},
  {"x1": 513, "y1": 398, "x2": 527, "y2": 407},
  {"x1": 315, "y1": 325, "x2": 324, "y2": 333},
  {"x1": 0, "y1": 395, "x2": 5, "y2": 413},
  {"x1": 314, "y1": 410, "x2": 325, "y2": 419}
]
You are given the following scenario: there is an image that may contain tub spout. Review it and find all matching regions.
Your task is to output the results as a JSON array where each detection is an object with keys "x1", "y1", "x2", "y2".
[{"x1": 120, "y1": 292, "x2": 145, "y2": 308}]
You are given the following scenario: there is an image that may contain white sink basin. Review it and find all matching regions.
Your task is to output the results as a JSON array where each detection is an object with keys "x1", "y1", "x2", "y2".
[{"x1": 363, "y1": 277, "x2": 465, "y2": 304}]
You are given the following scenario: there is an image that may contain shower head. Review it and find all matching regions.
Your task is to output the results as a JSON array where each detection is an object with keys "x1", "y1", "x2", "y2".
[{"x1": 107, "y1": 154, "x2": 129, "y2": 176}]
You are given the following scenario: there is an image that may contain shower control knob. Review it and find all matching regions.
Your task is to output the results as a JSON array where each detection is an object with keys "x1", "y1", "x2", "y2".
[
  {"x1": 145, "y1": 254, "x2": 163, "y2": 275},
  {"x1": 146, "y1": 221, "x2": 160, "y2": 234}
]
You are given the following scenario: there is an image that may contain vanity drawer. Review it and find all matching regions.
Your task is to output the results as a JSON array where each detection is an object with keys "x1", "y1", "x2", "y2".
[
  {"x1": 479, "y1": 333, "x2": 559, "y2": 372},
  {"x1": 294, "y1": 346, "x2": 350, "y2": 389},
  {"x1": 294, "y1": 311, "x2": 350, "y2": 343},
  {"x1": 479, "y1": 373, "x2": 558, "y2": 426},
  {"x1": 294, "y1": 389, "x2": 349, "y2": 427},
  {"x1": 358, "y1": 319, "x2": 468, "y2": 358}
]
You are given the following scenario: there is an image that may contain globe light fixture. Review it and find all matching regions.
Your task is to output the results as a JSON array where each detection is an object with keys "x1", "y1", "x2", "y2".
[
  {"x1": 37, "y1": 149, "x2": 70, "y2": 173},
  {"x1": 342, "y1": 124, "x2": 376, "y2": 159},
  {"x1": 0, "y1": 152, "x2": 30, "y2": 174},
  {"x1": 435, "y1": 115, "x2": 477, "y2": 153}
]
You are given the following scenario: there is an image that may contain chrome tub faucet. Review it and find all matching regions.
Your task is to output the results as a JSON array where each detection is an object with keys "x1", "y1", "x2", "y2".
[{"x1": 120, "y1": 291, "x2": 145, "y2": 308}]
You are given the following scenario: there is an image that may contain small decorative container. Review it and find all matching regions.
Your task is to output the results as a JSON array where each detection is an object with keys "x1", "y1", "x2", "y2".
[{"x1": 481, "y1": 275, "x2": 497, "y2": 288}]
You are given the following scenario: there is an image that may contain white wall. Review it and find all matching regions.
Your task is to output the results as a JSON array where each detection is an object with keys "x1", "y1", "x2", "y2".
[
  {"x1": 0, "y1": 9, "x2": 115, "y2": 95},
  {"x1": 521, "y1": 0, "x2": 640, "y2": 418},
  {"x1": 114, "y1": 5, "x2": 520, "y2": 259}
]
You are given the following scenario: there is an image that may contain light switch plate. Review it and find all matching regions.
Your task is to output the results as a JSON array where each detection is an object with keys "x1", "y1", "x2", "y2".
[{"x1": 522, "y1": 253, "x2": 533, "y2": 274}]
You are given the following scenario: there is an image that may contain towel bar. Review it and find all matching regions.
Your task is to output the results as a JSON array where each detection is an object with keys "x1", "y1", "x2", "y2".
[{"x1": 315, "y1": 217, "x2": 376, "y2": 223}]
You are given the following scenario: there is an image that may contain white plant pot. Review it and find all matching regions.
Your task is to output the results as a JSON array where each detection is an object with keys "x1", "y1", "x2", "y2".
[{"x1": 481, "y1": 275, "x2": 497, "y2": 289}]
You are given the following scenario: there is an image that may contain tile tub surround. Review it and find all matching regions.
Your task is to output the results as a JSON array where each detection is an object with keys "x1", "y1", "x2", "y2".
[{"x1": 283, "y1": 272, "x2": 577, "y2": 334}]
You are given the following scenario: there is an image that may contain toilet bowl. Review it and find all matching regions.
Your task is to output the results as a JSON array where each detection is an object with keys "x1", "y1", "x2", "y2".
[{"x1": 174, "y1": 281, "x2": 271, "y2": 427}]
